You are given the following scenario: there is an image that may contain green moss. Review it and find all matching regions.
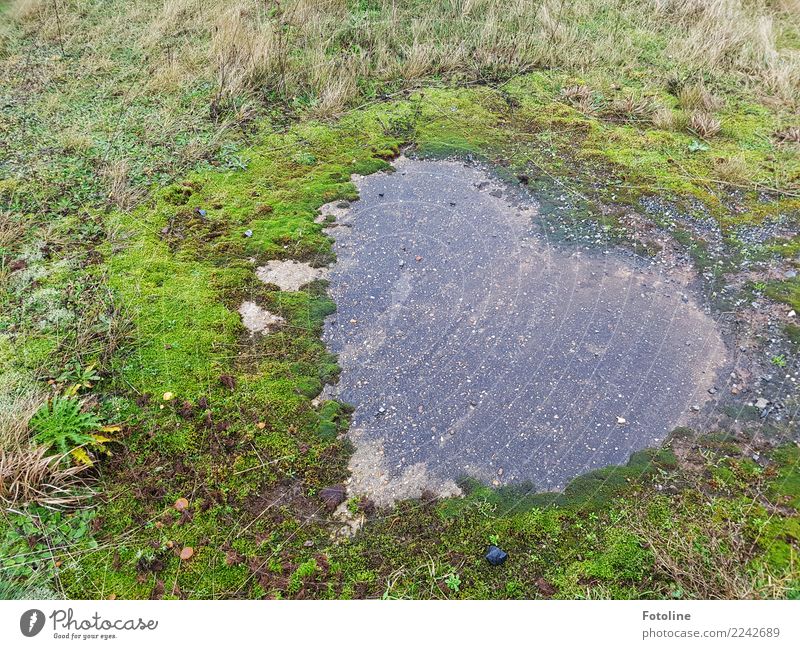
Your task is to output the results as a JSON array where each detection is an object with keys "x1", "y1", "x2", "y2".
[
  {"x1": 785, "y1": 323, "x2": 800, "y2": 350},
  {"x1": 761, "y1": 517, "x2": 800, "y2": 572},
  {"x1": 60, "y1": 104, "x2": 409, "y2": 598},
  {"x1": 766, "y1": 276, "x2": 800, "y2": 312},
  {"x1": 766, "y1": 445, "x2": 800, "y2": 510},
  {"x1": 567, "y1": 529, "x2": 651, "y2": 584},
  {"x1": 315, "y1": 400, "x2": 351, "y2": 441},
  {"x1": 560, "y1": 448, "x2": 677, "y2": 508},
  {"x1": 288, "y1": 559, "x2": 319, "y2": 594}
]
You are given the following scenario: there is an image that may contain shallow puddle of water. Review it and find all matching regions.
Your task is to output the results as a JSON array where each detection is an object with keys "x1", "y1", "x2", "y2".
[{"x1": 322, "y1": 158, "x2": 727, "y2": 506}]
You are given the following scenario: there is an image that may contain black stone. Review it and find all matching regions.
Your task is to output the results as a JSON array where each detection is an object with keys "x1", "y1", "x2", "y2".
[{"x1": 485, "y1": 545, "x2": 508, "y2": 566}]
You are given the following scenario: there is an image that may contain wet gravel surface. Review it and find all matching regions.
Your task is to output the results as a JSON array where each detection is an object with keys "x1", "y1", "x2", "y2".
[{"x1": 323, "y1": 159, "x2": 728, "y2": 503}]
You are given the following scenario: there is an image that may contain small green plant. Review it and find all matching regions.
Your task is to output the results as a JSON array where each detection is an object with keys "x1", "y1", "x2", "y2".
[
  {"x1": 753, "y1": 281, "x2": 767, "y2": 292},
  {"x1": 472, "y1": 497, "x2": 497, "y2": 517},
  {"x1": 0, "y1": 507, "x2": 97, "y2": 585},
  {"x1": 445, "y1": 573, "x2": 461, "y2": 593},
  {"x1": 56, "y1": 362, "x2": 102, "y2": 396},
  {"x1": 292, "y1": 151, "x2": 317, "y2": 166},
  {"x1": 29, "y1": 397, "x2": 112, "y2": 465},
  {"x1": 489, "y1": 533, "x2": 500, "y2": 546},
  {"x1": 688, "y1": 139, "x2": 709, "y2": 153},
  {"x1": 771, "y1": 354, "x2": 787, "y2": 367}
]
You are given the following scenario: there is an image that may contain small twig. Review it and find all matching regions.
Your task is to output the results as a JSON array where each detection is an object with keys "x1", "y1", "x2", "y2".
[
  {"x1": 231, "y1": 454, "x2": 295, "y2": 476},
  {"x1": 52, "y1": 0, "x2": 66, "y2": 58}
]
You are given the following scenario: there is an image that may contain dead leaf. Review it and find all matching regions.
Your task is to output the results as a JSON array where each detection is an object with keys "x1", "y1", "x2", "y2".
[
  {"x1": 150, "y1": 579, "x2": 165, "y2": 600},
  {"x1": 178, "y1": 401, "x2": 193, "y2": 419},
  {"x1": 179, "y1": 546, "x2": 194, "y2": 561},
  {"x1": 224, "y1": 548, "x2": 243, "y2": 566}
]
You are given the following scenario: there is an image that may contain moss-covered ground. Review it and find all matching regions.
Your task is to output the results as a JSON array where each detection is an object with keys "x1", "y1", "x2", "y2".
[{"x1": 2, "y1": 75, "x2": 799, "y2": 599}]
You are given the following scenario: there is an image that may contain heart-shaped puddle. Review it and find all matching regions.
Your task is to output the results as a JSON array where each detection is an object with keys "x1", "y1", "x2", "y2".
[{"x1": 323, "y1": 158, "x2": 727, "y2": 506}]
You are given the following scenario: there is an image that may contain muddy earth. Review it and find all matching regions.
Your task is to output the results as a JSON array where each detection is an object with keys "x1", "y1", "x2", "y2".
[{"x1": 322, "y1": 158, "x2": 728, "y2": 505}]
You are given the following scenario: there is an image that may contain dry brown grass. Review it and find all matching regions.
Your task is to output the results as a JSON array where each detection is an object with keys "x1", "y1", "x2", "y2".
[
  {"x1": 0, "y1": 211, "x2": 26, "y2": 289},
  {"x1": 8, "y1": 0, "x2": 798, "y2": 117},
  {"x1": 58, "y1": 128, "x2": 93, "y2": 154},
  {"x1": 0, "y1": 445, "x2": 92, "y2": 508},
  {"x1": 773, "y1": 126, "x2": 800, "y2": 144},
  {"x1": 311, "y1": 62, "x2": 359, "y2": 119},
  {"x1": 560, "y1": 84, "x2": 600, "y2": 114},
  {"x1": 630, "y1": 502, "x2": 778, "y2": 599},
  {"x1": 0, "y1": 210, "x2": 25, "y2": 251},
  {"x1": 561, "y1": 84, "x2": 593, "y2": 104},
  {"x1": 688, "y1": 110, "x2": 722, "y2": 138},
  {"x1": 209, "y1": 2, "x2": 280, "y2": 106},
  {"x1": 651, "y1": 108, "x2": 683, "y2": 131},
  {"x1": 657, "y1": 0, "x2": 800, "y2": 108},
  {"x1": 606, "y1": 93, "x2": 659, "y2": 121},
  {"x1": 678, "y1": 82, "x2": 724, "y2": 112},
  {"x1": 8, "y1": 0, "x2": 46, "y2": 22},
  {"x1": 0, "y1": 391, "x2": 92, "y2": 508},
  {"x1": 102, "y1": 159, "x2": 141, "y2": 212},
  {"x1": 714, "y1": 155, "x2": 751, "y2": 183},
  {"x1": 0, "y1": 390, "x2": 40, "y2": 451}
]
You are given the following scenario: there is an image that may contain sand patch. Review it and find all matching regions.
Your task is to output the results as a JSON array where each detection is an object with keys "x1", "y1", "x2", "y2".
[
  {"x1": 238, "y1": 301, "x2": 284, "y2": 334},
  {"x1": 345, "y1": 428, "x2": 462, "y2": 507},
  {"x1": 256, "y1": 260, "x2": 328, "y2": 291}
]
